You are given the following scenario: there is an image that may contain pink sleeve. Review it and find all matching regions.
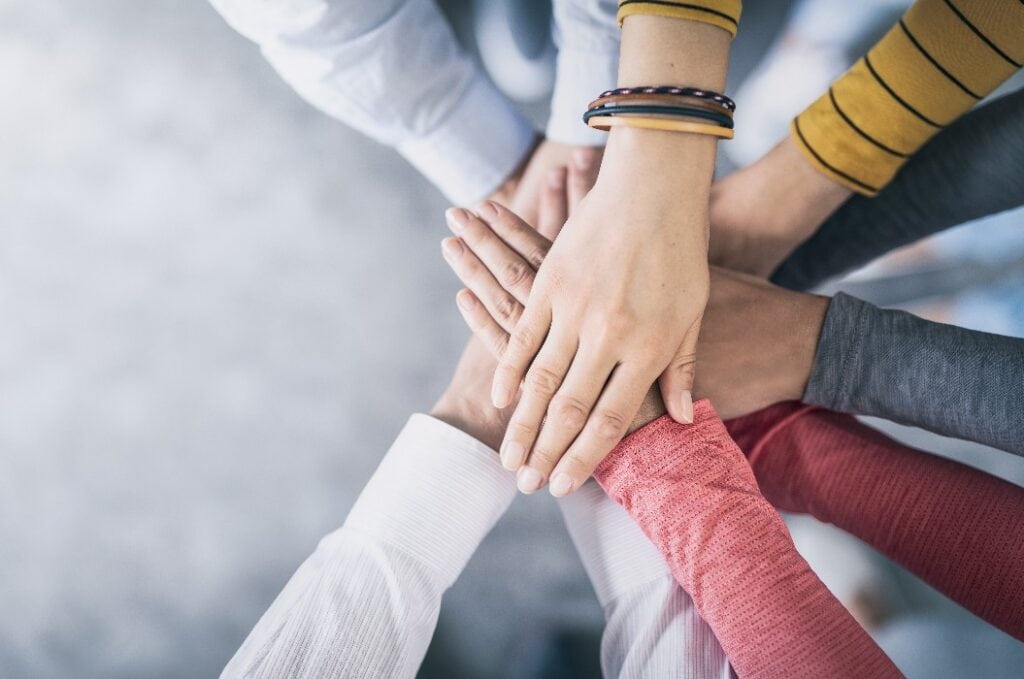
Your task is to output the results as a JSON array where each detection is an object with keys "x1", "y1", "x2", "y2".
[
  {"x1": 727, "y1": 403, "x2": 1024, "y2": 642},
  {"x1": 593, "y1": 400, "x2": 900, "y2": 679}
]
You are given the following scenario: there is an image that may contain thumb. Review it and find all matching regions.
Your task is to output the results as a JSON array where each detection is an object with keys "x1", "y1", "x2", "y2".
[{"x1": 658, "y1": 317, "x2": 702, "y2": 424}]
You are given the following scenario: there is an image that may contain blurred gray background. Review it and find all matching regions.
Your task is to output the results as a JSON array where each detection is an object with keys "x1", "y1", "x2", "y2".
[{"x1": 1, "y1": 1, "x2": 1022, "y2": 678}]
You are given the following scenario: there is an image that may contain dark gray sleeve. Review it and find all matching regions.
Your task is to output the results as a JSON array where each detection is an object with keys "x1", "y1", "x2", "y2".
[
  {"x1": 805, "y1": 292, "x2": 1024, "y2": 455},
  {"x1": 771, "y1": 89, "x2": 1024, "y2": 292}
]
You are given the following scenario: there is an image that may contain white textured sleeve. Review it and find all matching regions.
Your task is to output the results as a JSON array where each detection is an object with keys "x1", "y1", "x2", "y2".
[
  {"x1": 222, "y1": 414, "x2": 517, "y2": 679},
  {"x1": 209, "y1": 0, "x2": 536, "y2": 204},
  {"x1": 559, "y1": 481, "x2": 732, "y2": 679},
  {"x1": 547, "y1": 0, "x2": 620, "y2": 146}
]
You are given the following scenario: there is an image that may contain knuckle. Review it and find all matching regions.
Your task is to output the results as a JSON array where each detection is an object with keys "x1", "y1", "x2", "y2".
[
  {"x1": 510, "y1": 326, "x2": 538, "y2": 353},
  {"x1": 501, "y1": 260, "x2": 532, "y2": 290},
  {"x1": 492, "y1": 295, "x2": 520, "y2": 325},
  {"x1": 529, "y1": 445, "x2": 561, "y2": 468},
  {"x1": 524, "y1": 244, "x2": 549, "y2": 268},
  {"x1": 525, "y1": 365, "x2": 563, "y2": 397},
  {"x1": 549, "y1": 394, "x2": 589, "y2": 430},
  {"x1": 593, "y1": 409, "x2": 629, "y2": 441},
  {"x1": 488, "y1": 332, "x2": 510, "y2": 358},
  {"x1": 508, "y1": 419, "x2": 538, "y2": 441}
]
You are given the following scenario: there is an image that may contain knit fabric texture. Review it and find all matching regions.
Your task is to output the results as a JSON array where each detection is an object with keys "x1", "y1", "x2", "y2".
[
  {"x1": 727, "y1": 402, "x2": 1024, "y2": 643},
  {"x1": 594, "y1": 400, "x2": 900, "y2": 679}
]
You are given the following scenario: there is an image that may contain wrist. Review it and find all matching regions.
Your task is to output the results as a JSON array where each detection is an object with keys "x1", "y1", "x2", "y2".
[
  {"x1": 430, "y1": 392, "x2": 506, "y2": 452},
  {"x1": 779, "y1": 292, "x2": 829, "y2": 402}
]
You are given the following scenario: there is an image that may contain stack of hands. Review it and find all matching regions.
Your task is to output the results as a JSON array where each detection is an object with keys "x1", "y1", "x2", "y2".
[{"x1": 434, "y1": 134, "x2": 837, "y2": 497}]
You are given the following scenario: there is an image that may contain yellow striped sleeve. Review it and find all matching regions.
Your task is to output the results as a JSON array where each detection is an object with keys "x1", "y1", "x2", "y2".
[
  {"x1": 792, "y1": 0, "x2": 1023, "y2": 195},
  {"x1": 617, "y1": 1, "x2": 742, "y2": 38}
]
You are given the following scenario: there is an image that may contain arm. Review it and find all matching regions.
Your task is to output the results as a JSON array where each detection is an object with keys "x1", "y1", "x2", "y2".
[
  {"x1": 222, "y1": 340, "x2": 517, "y2": 679},
  {"x1": 481, "y1": 4, "x2": 739, "y2": 497},
  {"x1": 207, "y1": 0, "x2": 535, "y2": 204},
  {"x1": 559, "y1": 481, "x2": 731, "y2": 678},
  {"x1": 710, "y1": 0, "x2": 1024, "y2": 278},
  {"x1": 593, "y1": 404, "x2": 900, "y2": 679},
  {"x1": 804, "y1": 292, "x2": 1024, "y2": 455},
  {"x1": 771, "y1": 89, "x2": 1024, "y2": 290},
  {"x1": 727, "y1": 402, "x2": 1024, "y2": 642}
]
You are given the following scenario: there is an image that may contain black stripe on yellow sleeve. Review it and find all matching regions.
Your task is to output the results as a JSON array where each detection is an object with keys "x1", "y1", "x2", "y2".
[
  {"x1": 792, "y1": 116, "x2": 881, "y2": 194},
  {"x1": 618, "y1": 0, "x2": 739, "y2": 29},
  {"x1": 863, "y1": 53, "x2": 943, "y2": 128},
  {"x1": 828, "y1": 88, "x2": 908, "y2": 158},
  {"x1": 898, "y1": 19, "x2": 981, "y2": 99},
  {"x1": 942, "y1": 0, "x2": 1023, "y2": 68}
]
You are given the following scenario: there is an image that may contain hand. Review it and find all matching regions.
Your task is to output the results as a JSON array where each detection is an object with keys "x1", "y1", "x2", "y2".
[
  {"x1": 441, "y1": 200, "x2": 827, "y2": 436},
  {"x1": 487, "y1": 139, "x2": 603, "y2": 229},
  {"x1": 709, "y1": 135, "x2": 854, "y2": 277},
  {"x1": 429, "y1": 337, "x2": 514, "y2": 452}
]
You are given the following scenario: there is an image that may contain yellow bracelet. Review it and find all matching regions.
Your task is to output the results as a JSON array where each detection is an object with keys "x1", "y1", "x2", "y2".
[
  {"x1": 617, "y1": 1, "x2": 742, "y2": 38},
  {"x1": 586, "y1": 114, "x2": 735, "y2": 139}
]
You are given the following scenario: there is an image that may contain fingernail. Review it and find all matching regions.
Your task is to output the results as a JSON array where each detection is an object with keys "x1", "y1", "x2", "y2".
[
  {"x1": 501, "y1": 441, "x2": 526, "y2": 470},
  {"x1": 491, "y1": 381, "x2": 512, "y2": 409},
  {"x1": 477, "y1": 200, "x2": 499, "y2": 219},
  {"x1": 550, "y1": 473, "x2": 574, "y2": 497},
  {"x1": 517, "y1": 467, "x2": 544, "y2": 494},
  {"x1": 679, "y1": 390, "x2": 694, "y2": 424},
  {"x1": 456, "y1": 289, "x2": 475, "y2": 311},
  {"x1": 445, "y1": 207, "x2": 469, "y2": 232},
  {"x1": 441, "y1": 237, "x2": 463, "y2": 259}
]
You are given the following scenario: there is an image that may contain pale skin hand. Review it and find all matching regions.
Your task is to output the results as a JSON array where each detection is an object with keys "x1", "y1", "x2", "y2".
[
  {"x1": 469, "y1": 17, "x2": 732, "y2": 497},
  {"x1": 709, "y1": 135, "x2": 854, "y2": 277},
  {"x1": 442, "y1": 186, "x2": 828, "y2": 494}
]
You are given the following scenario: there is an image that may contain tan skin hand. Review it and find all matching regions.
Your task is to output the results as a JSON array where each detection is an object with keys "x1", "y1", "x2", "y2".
[{"x1": 709, "y1": 135, "x2": 854, "y2": 277}]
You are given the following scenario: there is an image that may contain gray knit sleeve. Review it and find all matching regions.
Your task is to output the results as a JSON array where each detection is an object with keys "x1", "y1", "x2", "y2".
[
  {"x1": 772, "y1": 89, "x2": 1024, "y2": 292},
  {"x1": 805, "y1": 293, "x2": 1024, "y2": 455}
]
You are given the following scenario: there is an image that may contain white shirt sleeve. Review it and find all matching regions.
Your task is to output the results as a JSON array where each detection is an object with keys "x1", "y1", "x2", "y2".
[
  {"x1": 547, "y1": 0, "x2": 620, "y2": 146},
  {"x1": 209, "y1": 0, "x2": 537, "y2": 205},
  {"x1": 221, "y1": 414, "x2": 517, "y2": 679},
  {"x1": 559, "y1": 481, "x2": 733, "y2": 679}
]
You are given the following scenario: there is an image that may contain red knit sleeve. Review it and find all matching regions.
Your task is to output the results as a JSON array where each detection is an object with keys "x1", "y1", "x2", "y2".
[
  {"x1": 593, "y1": 400, "x2": 900, "y2": 679},
  {"x1": 728, "y1": 403, "x2": 1024, "y2": 642}
]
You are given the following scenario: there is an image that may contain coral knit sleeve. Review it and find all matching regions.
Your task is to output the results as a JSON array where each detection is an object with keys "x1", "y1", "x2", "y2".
[
  {"x1": 727, "y1": 403, "x2": 1024, "y2": 642},
  {"x1": 792, "y1": 0, "x2": 1024, "y2": 195},
  {"x1": 593, "y1": 401, "x2": 901, "y2": 679}
]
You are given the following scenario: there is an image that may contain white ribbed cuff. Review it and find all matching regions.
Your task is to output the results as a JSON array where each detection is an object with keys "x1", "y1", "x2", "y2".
[
  {"x1": 546, "y1": 45, "x2": 618, "y2": 146},
  {"x1": 344, "y1": 414, "x2": 517, "y2": 587},
  {"x1": 399, "y1": 76, "x2": 537, "y2": 205},
  {"x1": 558, "y1": 480, "x2": 670, "y2": 607}
]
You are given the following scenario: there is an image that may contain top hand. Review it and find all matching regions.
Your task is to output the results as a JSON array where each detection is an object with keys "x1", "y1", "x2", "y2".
[{"x1": 453, "y1": 126, "x2": 715, "y2": 498}]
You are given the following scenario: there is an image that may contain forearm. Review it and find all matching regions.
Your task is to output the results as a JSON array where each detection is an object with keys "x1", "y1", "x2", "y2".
[
  {"x1": 208, "y1": 0, "x2": 535, "y2": 204},
  {"x1": 772, "y1": 89, "x2": 1024, "y2": 290},
  {"x1": 558, "y1": 481, "x2": 730, "y2": 678},
  {"x1": 594, "y1": 402, "x2": 899, "y2": 679},
  {"x1": 727, "y1": 403, "x2": 1024, "y2": 641},
  {"x1": 222, "y1": 415, "x2": 517, "y2": 678},
  {"x1": 806, "y1": 292, "x2": 1024, "y2": 454},
  {"x1": 791, "y1": 0, "x2": 1024, "y2": 195}
]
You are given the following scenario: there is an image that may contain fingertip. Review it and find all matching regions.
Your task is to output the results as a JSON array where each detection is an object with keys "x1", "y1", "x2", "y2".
[
  {"x1": 441, "y1": 236, "x2": 463, "y2": 259},
  {"x1": 516, "y1": 467, "x2": 545, "y2": 494},
  {"x1": 455, "y1": 288, "x2": 476, "y2": 311},
  {"x1": 549, "y1": 472, "x2": 574, "y2": 497}
]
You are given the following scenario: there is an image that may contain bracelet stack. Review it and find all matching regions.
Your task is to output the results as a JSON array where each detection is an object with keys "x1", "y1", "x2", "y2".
[{"x1": 583, "y1": 86, "x2": 736, "y2": 139}]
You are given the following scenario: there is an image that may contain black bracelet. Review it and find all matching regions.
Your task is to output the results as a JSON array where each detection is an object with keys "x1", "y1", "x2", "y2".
[
  {"x1": 596, "y1": 86, "x2": 735, "y2": 111},
  {"x1": 583, "y1": 104, "x2": 734, "y2": 129}
]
